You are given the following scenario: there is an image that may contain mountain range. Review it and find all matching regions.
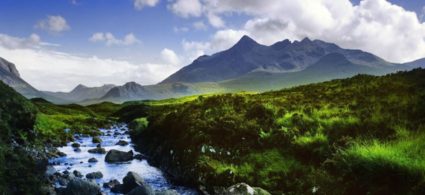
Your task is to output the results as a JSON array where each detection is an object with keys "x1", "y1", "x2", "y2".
[{"x1": 1, "y1": 36, "x2": 424, "y2": 104}]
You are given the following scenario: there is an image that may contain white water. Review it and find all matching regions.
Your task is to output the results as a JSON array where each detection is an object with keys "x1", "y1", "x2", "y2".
[{"x1": 48, "y1": 124, "x2": 198, "y2": 195}]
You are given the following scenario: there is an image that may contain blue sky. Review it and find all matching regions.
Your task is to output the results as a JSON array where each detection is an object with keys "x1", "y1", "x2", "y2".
[{"x1": 0, "y1": 0, "x2": 424, "y2": 91}]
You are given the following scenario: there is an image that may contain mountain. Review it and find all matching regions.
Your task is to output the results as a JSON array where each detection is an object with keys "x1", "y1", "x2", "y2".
[
  {"x1": 97, "y1": 81, "x2": 223, "y2": 103},
  {"x1": 44, "y1": 84, "x2": 116, "y2": 103},
  {"x1": 90, "y1": 36, "x2": 424, "y2": 104},
  {"x1": 0, "y1": 57, "x2": 45, "y2": 98},
  {"x1": 161, "y1": 36, "x2": 392, "y2": 84}
]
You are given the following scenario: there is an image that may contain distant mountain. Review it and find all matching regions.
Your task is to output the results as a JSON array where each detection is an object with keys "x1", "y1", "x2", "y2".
[
  {"x1": 97, "y1": 81, "x2": 223, "y2": 103},
  {"x1": 0, "y1": 57, "x2": 45, "y2": 98},
  {"x1": 44, "y1": 84, "x2": 116, "y2": 103},
  {"x1": 161, "y1": 36, "x2": 392, "y2": 84}
]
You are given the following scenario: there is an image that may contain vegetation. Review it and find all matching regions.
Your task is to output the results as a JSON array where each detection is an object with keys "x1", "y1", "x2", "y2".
[
  {"x1": 0, "y1": 81, "x2": 45, "y2": 194},
  {"x1": 127, "y1": 68, "x2": 425, "y2": 194},
  {"x1": 31, "y1": 98, "x2": 121, "y2": 145}
]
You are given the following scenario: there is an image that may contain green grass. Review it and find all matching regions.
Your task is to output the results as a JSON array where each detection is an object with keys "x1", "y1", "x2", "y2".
[{"x1": 124, "y1": 68, "x2": 425, "y2": 194}]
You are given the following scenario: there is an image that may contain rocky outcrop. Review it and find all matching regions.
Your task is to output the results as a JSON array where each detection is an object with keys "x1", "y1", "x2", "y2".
[
  {"x1": 105, "y1": 149, "x2": 133, "y2": 163},
  {"x1": 116, "y1": 140, "x2": 129, "y2": 146}
]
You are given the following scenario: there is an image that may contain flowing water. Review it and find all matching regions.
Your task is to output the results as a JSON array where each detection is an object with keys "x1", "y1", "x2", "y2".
[{"x1": 48, "y1": 124, "x2": 198, "y2": 194}]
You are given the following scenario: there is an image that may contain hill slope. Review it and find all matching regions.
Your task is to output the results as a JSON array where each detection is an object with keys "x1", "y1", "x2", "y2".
[{"x1": 126, "y1": 68, "x2": 425, "y2": 194}]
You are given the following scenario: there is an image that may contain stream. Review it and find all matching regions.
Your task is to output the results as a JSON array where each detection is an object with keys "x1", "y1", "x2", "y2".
[{"x1": 48, "y1": 124, "x2": 198, "y2": 194}]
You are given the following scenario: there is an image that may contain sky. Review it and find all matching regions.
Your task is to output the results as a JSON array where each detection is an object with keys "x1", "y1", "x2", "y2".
[{"x1": 0, "y1": 0, "x2": 424, "y2": 92}]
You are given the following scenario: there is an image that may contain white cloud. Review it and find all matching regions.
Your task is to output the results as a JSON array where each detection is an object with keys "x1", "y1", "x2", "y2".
[
  {"x1": 0, "y1": 47, "x2": 178, "y2": 92},
  {"x1": 89, "y1": 32, "x2": 140, "y2": 46},
  {"x1": 175, "y1": 0, "x2": 425, "y2": 63},
  {"x1": 36, "y1": 15, "x2": 70, "y2": 33},
  {"x1": 133, "y1": 0, "x2": 160, "y2": 10},
  {"x1": 169, "y1": 0, "x2": 202, "y2": 18},
  {"x1": 0, "y1": 33, "x2": 42, "y2": 49},
  {"x1": 160, "y1": 48, "x2": 181, "y2": 65},
  {"x1": 193, "y1": 21, "x2": 207, "y2": 30},
  {"x1": 0, "y1": 33, "x2": 180, "y2": 91}
]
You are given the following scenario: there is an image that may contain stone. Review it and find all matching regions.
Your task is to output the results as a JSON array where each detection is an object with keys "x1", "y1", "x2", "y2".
[
  {"x1": 86, "y1": 171, "x2": 103, "y2": 179},
  {"x1": 224, "y1": 183, "x2": 271, "y2": 195},
  {"x1": 103, "y1": 179, "x2": 120, "y2": 189},
  {"x1": 112, "y1": 171, "x2": 153, "y2": 194},
  {"x1": 88, "y1": 147, "x2": 106, "y2": 154},
  {"x1": 116, "y1": 140, "x2": 129, "y2": 146},
  {"x1": 105, "y1": 149, "x2": 133, "y2": 163},
  {"x1": 88, "y1": 157, "x2": 98, "y2": 163},
  {"x1": 62, "y1": 178, "x2": 101, "y2": 195},
  {"x1": 71, "y1": 142, "x2": 80, "y2": 148},
  {"x1": 73, "y1": 170, "x2": 83, "y2": 178}
]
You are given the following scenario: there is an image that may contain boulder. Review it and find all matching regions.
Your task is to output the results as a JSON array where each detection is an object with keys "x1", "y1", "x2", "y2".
[
  {"x1": 105, "y1": 149, "x2": 133, "y2": 163},
  {"x1": 116, "y1": 140, "x2": 129, "y2": 146},
  {"x1": 86, "y1": 171, "x2": 103, "y2": 179},
  {"x1": 88, "y1": 157, "x2": 98, "y2": 163},
  {"x1": 103, "y1": 179, "x2": 120, "y2": 189},
  {"x1": 62, "y1": 178, "x2": 101, "y2": 195},
  {"x1": 88, "y1": 147, "x2": 106, "y2": 154},
  {"x1": 224, "y1": 183, "x2": 271, "y2": 195},
  {"x1": 73, "y1": 170, "x2": 83, "y2": 178},
  {"x1": 126, "y1": 186, "x2": 155, "y2": 195},
  {"x1": 73, "y1": 148, "x2": 81, "y2": 152},
  {"x1": 92, "y1": 136, "x2": 102, "y2": 143},
  {"x1": 71, "y1": 142, "x2": 80, "y2": 148},
  {"x1": 112, "y1": 171, "x2": 152, "y2": 194}
]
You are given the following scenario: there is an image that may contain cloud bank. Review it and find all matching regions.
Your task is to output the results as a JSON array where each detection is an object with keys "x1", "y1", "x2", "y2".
[
  {"x1": 171, "y1": 0, "x2": 425, "y2": 63},
  {"x1": 0, "y1": 34, "x2": 180, "y2": 91}
]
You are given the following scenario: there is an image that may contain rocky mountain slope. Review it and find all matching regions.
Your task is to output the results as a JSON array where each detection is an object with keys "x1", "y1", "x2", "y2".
[{"x1": 161, "y1": 36, "x2": 393, "y2": 84}]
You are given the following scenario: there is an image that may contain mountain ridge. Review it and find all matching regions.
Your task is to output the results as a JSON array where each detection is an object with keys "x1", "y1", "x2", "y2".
[{"x1": 160, "y1": 35, "x2": 392, "y2": 84}]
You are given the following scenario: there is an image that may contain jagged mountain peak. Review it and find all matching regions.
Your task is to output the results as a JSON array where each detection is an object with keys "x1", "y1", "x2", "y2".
[{"x1": 230, "y1": 35, "x2": 261, "y2": 51}]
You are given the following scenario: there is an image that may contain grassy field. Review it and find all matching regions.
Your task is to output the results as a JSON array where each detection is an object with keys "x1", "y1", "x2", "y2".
[
  {"x1": 31, "y1": 98, "x2": 122, "y2": 145},
  {"x1": 125, "y1": 68, "x2": 425, "y2": 194}
]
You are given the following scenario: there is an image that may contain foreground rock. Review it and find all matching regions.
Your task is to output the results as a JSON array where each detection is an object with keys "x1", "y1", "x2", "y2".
[
  {"x1": 105, "y1": 149, "x2": 133, "y2": 163},
  {"x1": 88, "y1": 157, "x2": 98, "y2": 163},
  {"x1": 116, "y1": 140, "x2": 129, "y2": 146},
  {"x1": 111, "y1": 171, "x2": 153, "y2": 194},
  {"x1": 61, "y1": 178, "x2": 101, "y2": 195},
  {"x1": 224, "y1": 183, "x2": 271, "y2": 195},
  {"x1": 86, "y1": 171, "x2": 103, "y2": 179},
  {"x1": 103, "y1": 179, "x2": 120, "y2": 189},
  {"x1": 71, "y1": 142, "x2": 80, "y2": 148},
  {"x1": 87, "y1": 147, "x2": 106, "y2": 154}
]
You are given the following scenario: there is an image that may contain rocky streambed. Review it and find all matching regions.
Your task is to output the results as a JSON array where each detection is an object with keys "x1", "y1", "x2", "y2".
[{"x1": 46, "y1": 124, "x2": 198, "y2": 194}]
